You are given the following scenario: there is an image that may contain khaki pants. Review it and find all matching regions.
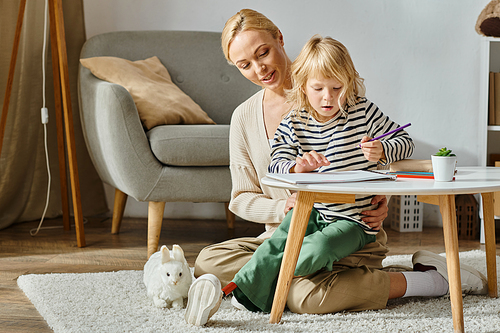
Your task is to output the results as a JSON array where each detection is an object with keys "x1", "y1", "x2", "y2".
[{"x1": 195, "y1": 228, "x2": 392, "y2": 314}]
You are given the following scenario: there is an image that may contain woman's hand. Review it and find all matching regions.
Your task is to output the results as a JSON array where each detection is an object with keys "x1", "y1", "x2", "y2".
[
  {"x1": 360, "y1": 195, "x2": 388, "y2": 230},
  {"x1": 292, "y1": 151, "x2": 330, "y2": 173},
  {"x1": 359, "y1": 136, "x2": 385, "y2": 162},
  {"x1": 284, "y1": 192, "x2": 297, "y2": 214}
]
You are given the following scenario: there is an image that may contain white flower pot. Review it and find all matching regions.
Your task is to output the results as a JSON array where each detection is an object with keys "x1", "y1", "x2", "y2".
[{"x1": 431, "y1": 155, "x2": 457, "y2": 182}]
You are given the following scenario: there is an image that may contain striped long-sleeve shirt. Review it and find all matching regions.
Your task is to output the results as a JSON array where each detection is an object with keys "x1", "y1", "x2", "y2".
[{"x1": 268, "y1": 97, "x2": 414, "y2": 234}]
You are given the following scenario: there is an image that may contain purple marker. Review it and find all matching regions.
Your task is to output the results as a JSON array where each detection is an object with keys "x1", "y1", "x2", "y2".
[{"x1": 358, "y1": 123, "x2": 411, "y2": 148}]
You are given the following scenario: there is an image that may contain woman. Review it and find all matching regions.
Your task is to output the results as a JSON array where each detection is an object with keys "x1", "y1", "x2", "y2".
[{"x1": 190, "y1": 9, "x2": 486, "y2": 323}]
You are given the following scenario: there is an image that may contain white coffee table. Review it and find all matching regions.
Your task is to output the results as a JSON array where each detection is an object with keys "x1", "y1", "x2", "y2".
[{"x1": 262, "y1": 167, "x2": 500, "y2": 333}]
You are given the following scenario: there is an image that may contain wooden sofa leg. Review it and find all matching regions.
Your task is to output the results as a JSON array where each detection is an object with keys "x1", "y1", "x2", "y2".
[
  {"x1": 147, "y1": 201, "x2": 166, "y2": 258},
  {"x1": 111, "y1": 189, "x2": 128, "y2": 234},
  {"x1": 224, "y1": 202, "x2": 235, "y2": 229}
]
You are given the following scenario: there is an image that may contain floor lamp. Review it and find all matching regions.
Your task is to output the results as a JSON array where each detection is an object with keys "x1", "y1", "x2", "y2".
[{"x1": 0, "y1": 0, "x2": 86, "y2": 247}]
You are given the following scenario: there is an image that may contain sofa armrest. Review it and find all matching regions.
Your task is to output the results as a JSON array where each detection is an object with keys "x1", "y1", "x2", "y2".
[{"x1": 78, "y1": 66, "x2": 163, "y2": 200}]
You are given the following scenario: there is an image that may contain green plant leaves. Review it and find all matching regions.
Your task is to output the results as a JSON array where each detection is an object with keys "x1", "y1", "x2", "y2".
[{"x1": 435, "y1": 147, "x2": 456, "y2": 156}]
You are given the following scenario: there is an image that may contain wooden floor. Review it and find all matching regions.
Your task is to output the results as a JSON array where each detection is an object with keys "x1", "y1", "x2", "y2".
[{"x1": 1, "y1": 216, "x2": 499, "y2": 332}]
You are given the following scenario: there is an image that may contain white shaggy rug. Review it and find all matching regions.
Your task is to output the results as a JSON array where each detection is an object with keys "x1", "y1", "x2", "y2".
[{"x1": 17, "y1": 250, "x2": 500, "y2": 333}]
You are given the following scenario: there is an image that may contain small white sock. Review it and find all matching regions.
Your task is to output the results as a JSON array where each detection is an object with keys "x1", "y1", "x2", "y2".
[{"x1": 402, "y1": 270, "x2": 449, "y2": 297}]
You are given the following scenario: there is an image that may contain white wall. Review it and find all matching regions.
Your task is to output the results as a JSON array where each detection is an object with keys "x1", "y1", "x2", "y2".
[{"x1": 83, "y1": 0, "x2": 488, "y2": 224}]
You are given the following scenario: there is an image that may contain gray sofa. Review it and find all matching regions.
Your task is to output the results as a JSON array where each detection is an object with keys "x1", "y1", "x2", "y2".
[{"x1": 78, "y1": 30, "x2": 259, "y2": 257}]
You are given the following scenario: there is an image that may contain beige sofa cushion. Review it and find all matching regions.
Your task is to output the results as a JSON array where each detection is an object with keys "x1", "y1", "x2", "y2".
[
  {"x1": 80, "y1": 56, "x2": 215, "y2": 129},
  {"x1": 147, "y1": 125, "x2": 230, "y2": 166}
]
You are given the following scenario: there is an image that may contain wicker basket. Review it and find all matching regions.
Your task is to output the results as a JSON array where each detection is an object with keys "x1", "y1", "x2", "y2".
[
  {"x1": 389, "y1": 195, "x2": 423, "y2": 232},
  {"x1": 455, "y1": 194, "x2": 479, "y2": 240}
]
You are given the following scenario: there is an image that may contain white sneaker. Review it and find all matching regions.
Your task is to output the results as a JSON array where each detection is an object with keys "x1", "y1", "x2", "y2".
[
  {"x1": 185, "y1": 274, "x2": 222, "y2": 326},
  {"x1": 231, "y1": 295, "x2": 249, "y2": 311},
  {"x1": 412, "y1": 250, "x2": 488, "y2": 295}
]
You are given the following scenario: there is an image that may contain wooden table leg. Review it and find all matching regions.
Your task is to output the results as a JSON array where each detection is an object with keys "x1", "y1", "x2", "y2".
[
  {"x1": 439, "y1": 195, "x2": 464, "y2": 333},
  {"x1": 269, "y1": 191, "x2": 316, "y2": 324},
  {"x1": 481, "y1": 192, "x2": 498, "y2": 298}
]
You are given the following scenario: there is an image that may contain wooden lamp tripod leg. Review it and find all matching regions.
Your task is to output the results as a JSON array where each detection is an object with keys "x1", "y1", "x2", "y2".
[
  {"x1": 48, "y1": 0, "x2": 70, "y2": 231},
  {"x1": 49, "y1": 0, "x2": 85, "y2": 247},
  {"x1": 0, "y1": 0, "x2": 27, "y2": 158}
]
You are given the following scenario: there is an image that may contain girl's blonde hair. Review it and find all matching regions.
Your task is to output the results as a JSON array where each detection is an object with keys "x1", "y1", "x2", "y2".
[
  {"x1": 221, "y1": 9, "x2": 281, "y2": 64},
  {"x1": 288, "y1": 35, "x2": 365, "y2": 119}
]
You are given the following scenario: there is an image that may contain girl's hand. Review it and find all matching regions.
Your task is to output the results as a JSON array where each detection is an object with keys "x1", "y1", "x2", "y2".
[
  {"x1": 284, "y1": 192, "x2": 297, "y2": 214},
  {"x1": 359, "y1": 136, "x2": 385, "y2": 162},
  {"x1": 360, "y1": 195, "x2": 388, "y2": 230},
  {"x1": 292, "y1": 151, "x2": 330, "y2": 173}
]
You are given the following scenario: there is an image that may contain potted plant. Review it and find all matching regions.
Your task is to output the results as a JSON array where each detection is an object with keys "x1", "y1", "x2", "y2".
[{"x1": 431, "y1": 147, "x2": 457, "y2": 182}]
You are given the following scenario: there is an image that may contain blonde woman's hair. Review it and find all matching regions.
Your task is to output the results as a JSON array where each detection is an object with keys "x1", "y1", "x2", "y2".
[
  {"x1": 287, "y1": 35, "x2": 365, "y2": 119},
  {"x1": 221, "y1": 9, "x2": 281, "y2": 64}
]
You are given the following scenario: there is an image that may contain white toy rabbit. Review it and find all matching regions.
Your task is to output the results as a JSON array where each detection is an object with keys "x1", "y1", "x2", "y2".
[{"x1": 143, "y1": 244, "x2": 193, "y2": 309}]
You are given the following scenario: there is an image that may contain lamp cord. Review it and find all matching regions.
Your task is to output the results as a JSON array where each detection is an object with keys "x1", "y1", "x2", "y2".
[
  {"x1": 30, "y1": 0, "x2": 88, "y2": 236},
  {"x1": 30, "y1": 0, "x2": 50, "y2": 237}
]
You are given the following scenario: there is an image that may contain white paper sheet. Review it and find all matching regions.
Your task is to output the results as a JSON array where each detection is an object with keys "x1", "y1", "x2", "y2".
[{"x1": 265, "y1": 170, "x2": 397, "y2": 184}]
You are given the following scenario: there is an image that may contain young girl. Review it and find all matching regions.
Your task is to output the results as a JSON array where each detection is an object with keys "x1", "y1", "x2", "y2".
[
  {"x1": 266, "y1": 34, "x2": 415, "y2": 283},
  {"x1": 185, "y1": 34, "x2": 415, "y2": 324}
]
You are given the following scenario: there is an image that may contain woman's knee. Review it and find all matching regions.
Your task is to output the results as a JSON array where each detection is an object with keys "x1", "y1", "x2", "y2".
[
  {"x1": 194, "y1": 238, "x2": 262, "y2": 285},
  {"x1": 287, "y1": 275, "x2": 329, "y2": 314},
  {"x1": 194, "y1": 246, "x2": 217, "y2": 278}
]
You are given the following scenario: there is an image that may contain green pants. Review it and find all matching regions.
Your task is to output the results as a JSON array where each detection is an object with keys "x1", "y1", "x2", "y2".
[{"x1": 232, "y1": 208, "x2": 376, "y2": 313}]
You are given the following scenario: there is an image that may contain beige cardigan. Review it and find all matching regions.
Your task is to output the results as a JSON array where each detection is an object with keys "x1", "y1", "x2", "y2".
[{"x1": 228, "y1": 90, "x2": 290, "y2": 239}]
